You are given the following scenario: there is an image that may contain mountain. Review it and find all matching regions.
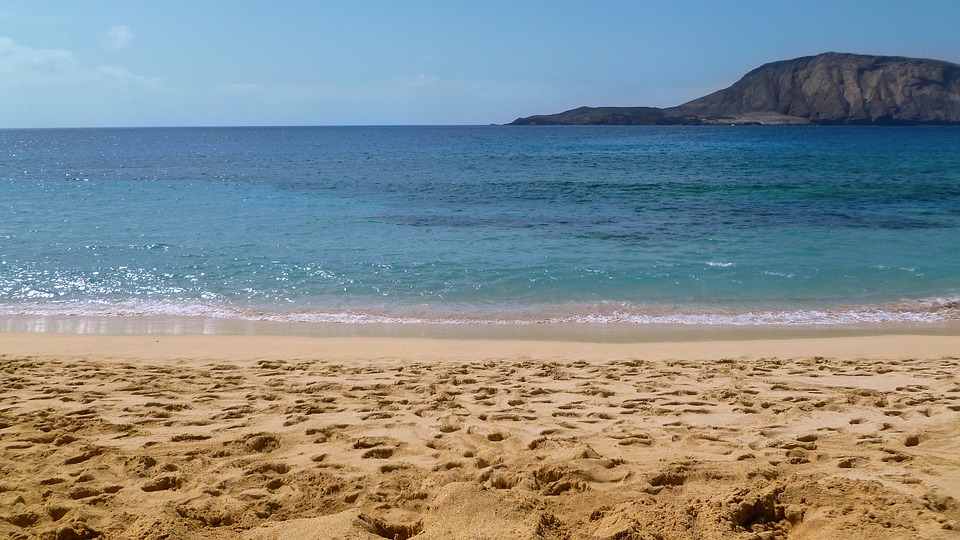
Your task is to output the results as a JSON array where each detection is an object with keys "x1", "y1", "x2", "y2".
[{"x1": 509, "y1": 52, "x2": 960, "y2": 126}]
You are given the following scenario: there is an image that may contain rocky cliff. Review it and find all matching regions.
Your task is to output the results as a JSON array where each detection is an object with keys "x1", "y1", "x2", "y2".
[{"x1": 509, "y1": 52, "x2": 960, "y2": 126}]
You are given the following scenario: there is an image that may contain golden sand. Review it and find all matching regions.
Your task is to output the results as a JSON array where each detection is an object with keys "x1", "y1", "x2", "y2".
[{"x1": 2, "y1": 332, "x2": 959, "y2": 539}]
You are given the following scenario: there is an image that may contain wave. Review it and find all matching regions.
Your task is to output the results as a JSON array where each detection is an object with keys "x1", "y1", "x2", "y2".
[{"x1": 1, "y1": 297, "x2": 958, "y2": 326}]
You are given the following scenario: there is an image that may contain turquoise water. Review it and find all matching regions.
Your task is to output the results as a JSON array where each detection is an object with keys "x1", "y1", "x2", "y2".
[{"x1": 2, "y1": 126, "x2": 959, "y2": 324}]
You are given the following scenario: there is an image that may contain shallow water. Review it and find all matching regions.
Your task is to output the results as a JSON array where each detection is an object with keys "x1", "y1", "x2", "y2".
[{"x1": 2, "y1": 125, "x2": 959, "y2": 325}]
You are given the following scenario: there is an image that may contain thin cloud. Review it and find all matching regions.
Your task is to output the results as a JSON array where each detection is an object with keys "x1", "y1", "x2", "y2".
[
  {"x1": 0, "y1": 36, "x2": 166, "y2": 126},
  {"x1": 104, "y1": 25, "x2": 134, "y2": 50},
  {"x1": 0, "y1": 36, "x2": 157, "y2": 87},
  {"x1": 0, "y1": 36, "x2": 75, "y2": 83},
  {"x1": 215, "y1": 75, "x2": 549, "y2": 105},
  {"x1": 209, "y1": 75, "x2": 565, "y2": 124}
]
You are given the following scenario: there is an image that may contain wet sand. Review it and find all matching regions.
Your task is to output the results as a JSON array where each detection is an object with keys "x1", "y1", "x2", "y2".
[{"x1": 2, "y1": 332, "x2": 960, "y2": 539}]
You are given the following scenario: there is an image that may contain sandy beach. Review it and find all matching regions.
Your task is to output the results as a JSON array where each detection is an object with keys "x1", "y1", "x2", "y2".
[{"x1": 2, "y1": 331, "x2": 960, "y2": 539}]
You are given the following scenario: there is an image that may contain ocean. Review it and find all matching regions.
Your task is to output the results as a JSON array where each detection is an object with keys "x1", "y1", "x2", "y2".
[{"x1": 2, "y1": 125, "x2": 959, "y2": 329}]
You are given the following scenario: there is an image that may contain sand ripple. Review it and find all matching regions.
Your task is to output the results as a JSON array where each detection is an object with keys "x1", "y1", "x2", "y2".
[{"x1": 2, "y1": 350, "x2": 960, "y2": 539}]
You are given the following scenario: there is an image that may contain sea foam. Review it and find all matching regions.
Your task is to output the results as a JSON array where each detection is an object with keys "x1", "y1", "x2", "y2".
[{"x1": 2, "y1": 297, "x2": 957, "y2": 326}]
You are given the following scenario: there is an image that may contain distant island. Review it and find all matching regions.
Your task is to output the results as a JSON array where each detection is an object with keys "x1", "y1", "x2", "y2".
[{"x1": 509, "y1": 52, "x2": 960, "y2": 126}]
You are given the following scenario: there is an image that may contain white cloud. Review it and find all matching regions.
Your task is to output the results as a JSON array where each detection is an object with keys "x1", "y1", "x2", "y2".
[
  {"x1": 92, "y1": 64, "x2": 160, "y2": 87},
  {"x1": 104, "y1": 25, "x2": 134, "y2": 50},
  {"x1": 0, "y1": 36, "x2": 76, "y2": 84},
  {"x1": 0, "y1": 35, "x2": 559, "y2": 126},
  {"x1": 0, "y1": 36, "x2": 157, "y2": 88},
  {"x1": 0, "y1": 36, "x2": 164, "y2": 126},
  {"x1": 103, "y1": 24, "x2": 133, "y2": 51}
]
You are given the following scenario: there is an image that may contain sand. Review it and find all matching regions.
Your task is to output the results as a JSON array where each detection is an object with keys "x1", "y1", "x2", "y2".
[{"x1": 2, "y1": 331, "x2": 960, "y2": 539}]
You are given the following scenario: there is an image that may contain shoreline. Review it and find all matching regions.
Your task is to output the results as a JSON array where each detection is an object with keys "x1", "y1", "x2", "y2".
[
  {"x1": 2, "y1": 314, "x2": 960, "y2": 340},
  {"x1": 3, "y1": 295, "x2": 958, "y2": 328},
  {"x1": 3, "y1": 316, "x2": 960, "y2": 365},
  {"x1": 3, "y1": 325, "x2": 960, "y2": 363}
]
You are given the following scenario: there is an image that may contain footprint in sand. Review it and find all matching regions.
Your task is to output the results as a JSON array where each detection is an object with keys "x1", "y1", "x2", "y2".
[
  {"x1": 362, "y1": 447, "x2": 395, "y2": 459},
  {"x1": 141, "y1": 474, "x2": 183, "y2": 492},
  {"x1": 353, "y1": 437, "x2": 401, "y2": 459},
  {"x1": 241, "y1": 433, "x2": 281, "y2": 453}
]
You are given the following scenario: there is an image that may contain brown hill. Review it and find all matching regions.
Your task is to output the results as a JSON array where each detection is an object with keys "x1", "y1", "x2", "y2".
[{"x1": 509, "y1": 52, "x2": 960, "y2": 126}]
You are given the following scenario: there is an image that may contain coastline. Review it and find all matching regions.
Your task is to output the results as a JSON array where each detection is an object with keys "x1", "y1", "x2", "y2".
[
  {"x1": 3, "y1": 324, "x2": 960, "y2": 362},
  {"x1": 3, "y1": 312, "x2": 960, "y2": 339}
]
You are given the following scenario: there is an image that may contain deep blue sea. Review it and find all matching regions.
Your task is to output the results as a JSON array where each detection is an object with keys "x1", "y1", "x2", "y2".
[{"x1": 2, "y1": 125, "x2": 959, "y2": 325}]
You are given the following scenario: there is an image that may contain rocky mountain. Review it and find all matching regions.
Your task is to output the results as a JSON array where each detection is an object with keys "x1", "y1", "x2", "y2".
[{"x1": 509, "y1": 52, "x2": 960, "y2": 126}]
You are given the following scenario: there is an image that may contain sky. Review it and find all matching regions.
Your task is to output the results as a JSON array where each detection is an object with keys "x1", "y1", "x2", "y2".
[{"x1": 2, "y1": 1, "x2": 959, "y2": 127}]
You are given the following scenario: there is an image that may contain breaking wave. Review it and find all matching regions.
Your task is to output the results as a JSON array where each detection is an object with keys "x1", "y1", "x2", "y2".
[{"x1": 1, "y1": 297, "x2": 958, "y2": 326}]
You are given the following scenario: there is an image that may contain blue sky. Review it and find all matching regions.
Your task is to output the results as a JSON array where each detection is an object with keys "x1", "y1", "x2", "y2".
[{"x1": 2, "y1": 1, "x2": 959, "y2": 127}]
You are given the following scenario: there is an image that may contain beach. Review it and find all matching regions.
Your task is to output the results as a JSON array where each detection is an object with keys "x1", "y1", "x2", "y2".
[
  {"x1": 2, "y1": 330, "x2": 960, "y2": 539},
  {"x1": 4, "y1": 6, "x2": 960, "y2": 539}
]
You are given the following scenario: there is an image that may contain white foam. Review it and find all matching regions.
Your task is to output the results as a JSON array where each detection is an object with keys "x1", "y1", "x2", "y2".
[{"x1": 0, "y1": 297, "x2": 957, "y2": 326}]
